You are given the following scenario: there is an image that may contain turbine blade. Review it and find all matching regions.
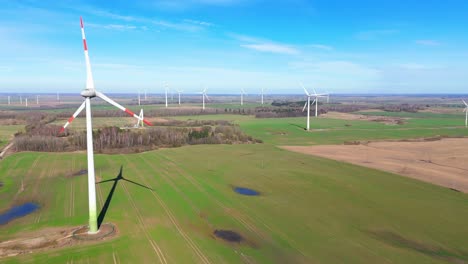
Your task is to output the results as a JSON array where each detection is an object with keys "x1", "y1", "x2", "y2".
[
  {"x1": 311, "y1": 87, "x2": 318, "y2": 96},
  {"x1": 463, "y1": 99, "x2": 468, "y2": 106},
  {"x1": 80, "y1": 17, "x2": 95, "y2": 91},
  {"x1": 60, "y1": 100, "x2": 86, "y2": 133},
  {"x1": 302, "y1": 101, "x2": 308, "y2": 112},
  {"x1": 95, "y1": 91, "x2": 153, "y2": 126},
  {"x1": 299, "y1": 82, "x2": 310, "y2": 96},
  {"x1": 205, "y1": 94, "x2": 210, "y2": 101}
]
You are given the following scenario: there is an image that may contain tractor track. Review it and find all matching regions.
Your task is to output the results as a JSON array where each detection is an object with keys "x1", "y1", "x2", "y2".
[
  {"x1": 104, "y1": 156, "x2": 167, "y2": 264},
  {"x1": 122, "y1": 155, "x2": 210, "y2": 264}
]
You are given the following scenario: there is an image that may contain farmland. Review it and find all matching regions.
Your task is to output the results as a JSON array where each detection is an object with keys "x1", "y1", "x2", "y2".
[{"x1": 1, "y1": 101, "x2": 468, "y2": 263}]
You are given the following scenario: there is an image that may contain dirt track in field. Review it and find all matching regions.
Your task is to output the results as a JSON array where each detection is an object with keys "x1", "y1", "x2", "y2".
[{"x1": 281, "y1": 138, "x2": 468, "y2": 192}]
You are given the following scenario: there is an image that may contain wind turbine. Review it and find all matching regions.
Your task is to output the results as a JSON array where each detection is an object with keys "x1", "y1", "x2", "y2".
[
  {"x1": 165, "y1": 84, "x2": 168, "y2": 108},
  {"x1": 134, "y1": 109, "x2": 144, "y2": 128},
  {"x1": 59, "y1": 17, "x2": 153, "y2": 234},
  {"x1": 25, "y1": 98, "x2": 28, "y2": 107},
  {"x1": 177, "y1": 90, "x2": 183, "y2": 105},
  {"x1": 199, "y1": 88, "x2": 209, "y2": 110},
  {"x1": 240, "y1": 88, "x2": 247, "y2": 106},
  {"x1": 463, "y1": 99, "x2": 468, "y2": 128},
  {"x1": 138, "y1": 91, "x2": 141, "y2": 106},
  {"x1": 301, "y1": 83, "x2": 329, "y2": 118},
  {"x1": 36, "y1": 95, "x2": 39, "y2": 105},
  {"x1": 7, "y1": 96, "x2": 10, "y2": 105},
  {"x1": 261, "y1": 88, "x2": 264, "y2": 105},
  {"x1": 20, "y1": 95, "x2": 22, "y2": 105}
]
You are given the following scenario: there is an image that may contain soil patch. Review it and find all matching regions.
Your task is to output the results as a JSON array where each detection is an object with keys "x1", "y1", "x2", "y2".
[
  {"x1": 214, "y1": 230, "x2": 243, "y2": 243},
  {"x1": 0, "y1": 224, "x2": 117, "y2": 259},
  {"x1": 281, "y1": 138, "x2": 468, "y2": 192},
  {"x1": 0, "y1": 203, "x2": 39, "y2": 225},
  {"x1": 0, "y1": 182, "x2": 3, "y2": 188},
  {"x1": 321, "y1": 111, "x2": 407, "y2": 125},
  {"x1": 233, "y1": 187, "x2": 260, "y2": 196}
]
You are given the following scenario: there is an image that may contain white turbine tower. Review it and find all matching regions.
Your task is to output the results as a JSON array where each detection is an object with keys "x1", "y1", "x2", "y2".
[
  {"x1": 59, "y1": 17, "x2": 153, "y2": 234},
  {"x1": 240, "y1": 88, "x2": 247, "y2": 106},
  {"x1": 20, "y1": 95, "x2": 22, "y2": 105},
  {"x1": 463, "y1": 99, "x2": 468, "y2": 128},
  {"x1": 138, "y1": 91, "x2": 141, "y2": 106},
  {"x1": 199, "y1": 88, "x2": 209, "y2": 110},
  {"x1": 7, "y1": 96, "x2": 10, "y2": 105},
  {"x1": 36, "y1": 95, "x2": 39, "y2": 105},
  {"x1": 177, "y1": 90, "x2": 183, "y2": 105},
  {"x1": 261, "y1": 87, "x2": 264, "y2": 105},
  {"x1": 165, "y1": 84, "x2": 168, "y2": 108},
  {"x1": 25, "y1": 98, "x2": 28, "y2": 107}
]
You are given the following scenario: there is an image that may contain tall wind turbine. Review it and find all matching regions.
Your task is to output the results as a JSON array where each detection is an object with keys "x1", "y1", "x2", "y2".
[
  {"x1": 463, "y1": 99, "x2": 468, "y2": 128},
  {"x1": 301, "y1": 83, "x2": 329, "y2": 118},
  {"x1": 138, "y1": 91, "x2": 141, "y2": 106},
  {"x1": 59, "y1": 17, "x2": 153, "y2": 234},
  {"x1": 199, "y1": 88, "x2": 209, "y2": 110},
  {"x1": 25, "y1": 98, "x2": 28, "y2": 107},
  {"x1": 7, "y1": 96, "x2": 10, "y2": 105},
  {"x1": 240, "y1": 88, "x2": 247, "y2": 106},
  {"x1": 177, "y1": 90, "x2": 183, "y2": 105}
]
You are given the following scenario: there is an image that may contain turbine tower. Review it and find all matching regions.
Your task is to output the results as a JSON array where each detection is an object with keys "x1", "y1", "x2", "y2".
[
  {"x1": 199, "y1": 88, "x2": 209, "y2": 110},
  {"x1": 20, "y1": 95, "x2": 22, "y2": 105},
  {"x1": 138, "y1": 91, "x2": 141, "y2": 106},
  {"x1": 177, "y1": 90, "x2": 183, "y2": 105},
  {"x1": 261, "y1": 88, "x2": 264, "y2": 105},
  {"x1": 59, "y1": 17, "x2": 153, "y2": 234},
  {"x1": 7, "y1": 96, "x2": 10, "y2": 105},
  {"x1": 25, "y1": 98, "x2": 28, "y2": 107},
  {"x1": 36, "y1": 95, "x2": 39, "y2": 105},
  {"x1": 240, "y1": 88, "x2": 247, "y2": 106},
  {"x1": 463, "y1": 99, "x2": 468, "y2": 128},
  {"x1": 165, "y1": 84, "x2": 168, "y2": 108}
]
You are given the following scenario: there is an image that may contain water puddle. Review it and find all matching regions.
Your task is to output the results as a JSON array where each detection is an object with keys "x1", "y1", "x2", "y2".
[
  {"x1": 0, "y1": 202, "x2": 39, "y2": 225},
  {"x1": 214, "y1": 230, "x2": 243, "y2": 243},
  {"x1": 233, "y1": 187, "x2": 260, "y2": 196}
]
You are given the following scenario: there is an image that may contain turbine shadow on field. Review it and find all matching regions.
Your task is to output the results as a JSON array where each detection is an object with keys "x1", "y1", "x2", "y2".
[
  {"x1": 289, "y1": 123, "x2": 305, "y2": 130},
  {"x1": 97, "y1": 166, "x2": 153, "y2": 228}
]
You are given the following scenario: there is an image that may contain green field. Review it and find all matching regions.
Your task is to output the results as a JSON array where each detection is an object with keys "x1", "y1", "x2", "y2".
[{"x1": 1, "y1": 111, "x2": 468, "y2": 263}]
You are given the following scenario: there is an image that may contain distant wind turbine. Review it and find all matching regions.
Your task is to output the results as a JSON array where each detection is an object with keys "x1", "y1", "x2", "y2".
[
  {"x1": 301, "y1": 83, "x2": 329, "y2": 130},
  {"x1": 463, "y1": 99, "x2": 468, "y2": 128},
  {"x1": 36, "y1": 95, "x2": 39, "y2": 105},
  {"x1": 177, "y1": 90, "x2": 183, "y2": 105},
  {"x1": 25, "y1": 98, "x2": 28, "y2": 107},
  {"x1": 165, "y1": 84, "x2": 168, "y2": 108},
  {"x1": 7, "y1": 96, "x2": 10, "y2": 105},
  {"x1": 199, "y1": 88, "x2": 209, "y2": 110},
  {"x1": 240, "y1": 88, "x2": 247, "y2": 106},
  {"x1": 20, "y1": 95, "x2": 22, "y2": 105}
]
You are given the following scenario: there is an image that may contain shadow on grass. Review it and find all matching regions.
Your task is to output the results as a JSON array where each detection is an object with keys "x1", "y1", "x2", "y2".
[
  {"x1": 289, "y1": 123, "x2": 305, "y2": 130},
  {"x1": 96, "y1": 166, "x2": 153, "y2": 228}
]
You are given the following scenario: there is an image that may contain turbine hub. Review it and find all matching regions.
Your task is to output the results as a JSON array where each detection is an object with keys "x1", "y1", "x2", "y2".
[{"x1": 81, "y1": 88, "x2": 96, "y2": 98}]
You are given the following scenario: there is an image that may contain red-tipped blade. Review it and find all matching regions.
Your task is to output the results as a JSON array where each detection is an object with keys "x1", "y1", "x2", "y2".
[
  {"x1": 59, "y1": 127, "x2": 65, "y2": 133},
  {"x1": 80, "y1": 16, "x2": 84, "y2": 28},
  {"x1": 143, "y1": 119, "x2": 153, "y2": 126}
]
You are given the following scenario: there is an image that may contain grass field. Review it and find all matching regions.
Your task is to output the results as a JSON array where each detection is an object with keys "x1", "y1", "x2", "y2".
[{"x1": 1, "y1": 110, "x2": 468, "y2": 263}]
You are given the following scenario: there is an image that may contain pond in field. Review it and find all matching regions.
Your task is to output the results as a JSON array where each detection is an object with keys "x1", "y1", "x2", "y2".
[
  {"x1": 0, "y1": 202, "x2": 39, "y2": 225},
  {"x1": 233, "y1": 187, "x2": 260, "y2": 196}
]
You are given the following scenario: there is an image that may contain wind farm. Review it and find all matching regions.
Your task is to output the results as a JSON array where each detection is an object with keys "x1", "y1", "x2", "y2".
[{"x1": 1, "y1": 1, "x2": 468, "y2": 264}]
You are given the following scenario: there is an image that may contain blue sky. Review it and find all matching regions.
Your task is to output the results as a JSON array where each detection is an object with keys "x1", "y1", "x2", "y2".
[{"x1": 1, "y1": 0, "x2": 468, "y2": 94}]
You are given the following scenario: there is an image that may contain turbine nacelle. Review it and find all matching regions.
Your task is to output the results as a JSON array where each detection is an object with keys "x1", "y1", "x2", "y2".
[{"x1": 81, "y1": 88, "x2": 96, "y2": 98}]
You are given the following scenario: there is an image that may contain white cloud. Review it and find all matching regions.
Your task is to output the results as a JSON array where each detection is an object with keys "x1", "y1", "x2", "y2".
[
  {"x1": 87, "y1": 23, "x2": 138, "y2": 31},
  {"x1": 183, "y1": 19, "x2": 213, "y2": 27},
  {"x1": 415, "y1": 40, "x2": 441, "y2": 46},
  {"x1": 241, "y1": 43, "x2": 299, "y2": 55}
]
